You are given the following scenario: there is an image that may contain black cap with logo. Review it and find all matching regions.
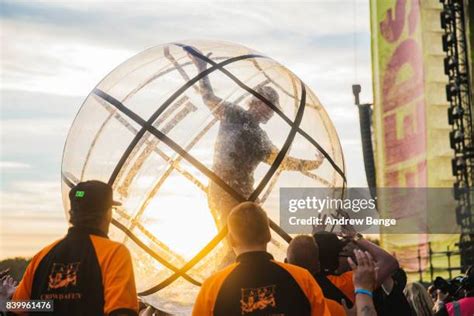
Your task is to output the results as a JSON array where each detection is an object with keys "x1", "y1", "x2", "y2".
[{"x1": 69, "y1": 180, "x2": 121, "y2": 215}]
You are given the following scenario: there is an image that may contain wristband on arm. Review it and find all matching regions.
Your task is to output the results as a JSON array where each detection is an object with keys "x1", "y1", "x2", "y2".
[{"x1": 354, "y1": 288, "x2": 373, "y2": 298}]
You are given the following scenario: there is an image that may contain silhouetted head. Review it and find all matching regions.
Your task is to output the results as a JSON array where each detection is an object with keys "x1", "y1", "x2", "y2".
[
  {"x1": 68, "y1": 180, "x2": 121, "y2": 234},
  {"x1": 248, "y1": 86, "x2": 279, "y2": 123},
  {"x1": 227, "y1": 202, "x2": 271, "y2": 252},
  {"x1": 287, "y1": 235, "x2": 320, "y2": 275}
]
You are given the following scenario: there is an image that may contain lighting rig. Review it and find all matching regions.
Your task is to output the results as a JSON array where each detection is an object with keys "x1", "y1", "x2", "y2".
[{"x1": 441, "y1": 0, "x2": 474, "y2": 268}]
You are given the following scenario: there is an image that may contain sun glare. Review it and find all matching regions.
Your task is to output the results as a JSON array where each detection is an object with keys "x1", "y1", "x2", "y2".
[{"x1": 122, "y1": 173, "x2": 217, "y2": 261}]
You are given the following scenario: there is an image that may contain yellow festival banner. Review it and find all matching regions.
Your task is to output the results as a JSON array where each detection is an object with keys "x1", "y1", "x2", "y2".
[{"x1": 370, "y1": 0, "x2": 458, "y2": 279}]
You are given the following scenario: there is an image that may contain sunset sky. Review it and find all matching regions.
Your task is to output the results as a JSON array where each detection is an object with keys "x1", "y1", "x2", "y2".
[{"x1": 0, "y1": 0, "x2": 372, "y2": 259}]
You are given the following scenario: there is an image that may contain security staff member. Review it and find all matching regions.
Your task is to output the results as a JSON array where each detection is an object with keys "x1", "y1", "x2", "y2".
[
  {"x1": 12, "y1": 180, "x2": 138, "y2": 315},
  {"x1": 193, "y1": 202, "x2": 330, "y2": 316}
]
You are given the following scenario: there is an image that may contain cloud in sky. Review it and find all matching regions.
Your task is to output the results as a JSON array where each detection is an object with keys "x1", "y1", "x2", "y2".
[
  {"x1": 1, "y1": 0, "x2": 372, "y2": 95},
  {"x1": 1, "y1": 0, "x2": 373, "y2": 258},
  {"x1": 0, "y1": 161, "x2": 31, "y2": 170}
]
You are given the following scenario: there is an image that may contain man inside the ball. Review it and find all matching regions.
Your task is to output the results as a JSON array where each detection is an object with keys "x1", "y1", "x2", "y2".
[{"x1": 186, "y1": 46, "x2": 325, "y2": 232}]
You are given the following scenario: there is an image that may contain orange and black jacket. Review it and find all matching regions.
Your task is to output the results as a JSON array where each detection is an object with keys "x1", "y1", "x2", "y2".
[
  {"x1": 193, "y1": 251, "x2": 331, "y2": 316},
  {"x1": 12, "y1": 226, "x2": 138, "y2": 316},
  {"x1": 313, "y1": 273, "x2": 353, "y2": 308},
  {"x1": 327, "y1": 271, "x2": 355, "y2": 304}
]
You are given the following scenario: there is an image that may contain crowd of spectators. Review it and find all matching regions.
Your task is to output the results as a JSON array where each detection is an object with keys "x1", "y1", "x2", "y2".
[{"x1": 1, "y1": 181, "x2": 473, "y2": 315}]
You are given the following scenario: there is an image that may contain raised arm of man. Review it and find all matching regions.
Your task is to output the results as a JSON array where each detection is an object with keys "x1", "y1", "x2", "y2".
[
  {"x1": 186, "y1": 47, "x2": 225, "y2": 118},
  {"x1": 356, "y1": 240, "x2": 398, "y2": 288},
  {"x1": 339, "y1": 218, "x2": 399, "y2": 290}
]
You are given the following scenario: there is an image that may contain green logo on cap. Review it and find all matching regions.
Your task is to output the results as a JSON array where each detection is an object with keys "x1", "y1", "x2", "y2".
[{"x1": 75, "y1": 191, "x2": 85, "y2": 198}]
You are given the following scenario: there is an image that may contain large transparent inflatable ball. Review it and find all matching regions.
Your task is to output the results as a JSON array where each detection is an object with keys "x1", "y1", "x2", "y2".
[{"x1": 61, "y1": 40, "x2": 345, "y2": 314}]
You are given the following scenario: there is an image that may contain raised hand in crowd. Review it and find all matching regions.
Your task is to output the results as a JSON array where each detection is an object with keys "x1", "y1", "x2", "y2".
[
  {"x1": 0, "y1": 275, "x2": 17, "y2": 300},
  {"x1": 0, "y1": 275, "x2": 17, "y2": 312},
  {"x1": 348, "y1": 250, "x2": 377, "y2": 316},
  {"x1": 340, "y1": 220, "x2": 399, "y2": 290}
]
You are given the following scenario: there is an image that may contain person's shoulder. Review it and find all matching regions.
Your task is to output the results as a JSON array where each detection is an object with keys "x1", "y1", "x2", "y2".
[
  {"x1": 272, "y1": 261, "x2": 319, "y2": 288},
  {"x1": 33, "y1": 238, "x2": 64, "y2": 260},
  {"x1": 223, "y1": 102, "x2": 246, "y2": 118},
  {"x1": 340, "y1": 270, "x2": 354, "y2": 286},
  {"x1": 340, "y1": 270, "x2": 353, "y2": 279},
  {"x1": 451, "y1": 296, "x2": 474, "y2": 308},
  {"x1": 327, "y1": 270, "x2": 353, "y2": 282},
  {"x1": 206, "y1": 263, "x2": 239, "y2": 281},
  {"x1": 24, "y1": 238, "x2": 64, "y2": 275},
  {"x1": 90, "y1": 234, "x2": 122, "y2": 246},
  {"x1": 90, "y1": 235, "x2": 130, "y2": 257},
  {"x1": 272, "y1": 261, "x2": 312, "y2": 278},
  {"x1": 272, "y1": 261, "x2": 326, "y2": 300},
  {"x1": 202, "y1": 263, "x2": 239, "y2": 288}
]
